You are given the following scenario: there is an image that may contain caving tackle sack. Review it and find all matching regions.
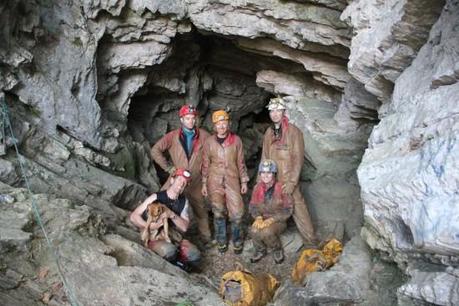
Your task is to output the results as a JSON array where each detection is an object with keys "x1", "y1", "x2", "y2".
[
  {"x1": 220, "y1": 266, "x2": 279, "y2": 306},
  {"x1": 291, "y1": 238, "x2": 343, "y2": 284}
]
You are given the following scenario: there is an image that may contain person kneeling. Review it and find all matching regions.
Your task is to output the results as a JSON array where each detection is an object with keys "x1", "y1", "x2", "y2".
[
  {"x1": 130, "y1": 168, "x2": 201, "y2": 272},
  {"x1": 249, "y1": 160, "x2": 293, "y2": 264}
]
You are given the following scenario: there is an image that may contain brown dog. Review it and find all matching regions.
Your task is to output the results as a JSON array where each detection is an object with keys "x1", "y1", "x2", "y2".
[{"x1": 141, "y1": 202, "x2": 171, "y2": 247}]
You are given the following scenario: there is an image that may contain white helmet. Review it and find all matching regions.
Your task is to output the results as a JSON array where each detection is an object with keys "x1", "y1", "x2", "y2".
[
  {"x1": 258, "y1": 159, "x2": 278, "y2": 173},
  {"x1": 266, "y1": 97, "x2": 287, "y2": 111}
]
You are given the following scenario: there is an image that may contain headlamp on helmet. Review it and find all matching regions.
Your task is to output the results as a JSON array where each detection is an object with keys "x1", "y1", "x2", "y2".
[
  {"x1": 258, "y1": 159, "x2": 278, "y2": 173},
  {"x1": 212, "y1": 110, "x2": 230, "y2": 123},
  {"x1": 266, "y1": 97, "x2": 287, "y2": 111},
  {"x1": 179, "y1": 105, "x2": 198, "y2": 117}
]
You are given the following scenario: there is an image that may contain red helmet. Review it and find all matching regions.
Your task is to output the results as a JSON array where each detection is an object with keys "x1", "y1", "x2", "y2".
[
  {"x1": 173, "y1": 168, "x2": 192, "y2": 182},
  {"x1": 179, "y1": 105, "x2": 198, "y2": 117}
]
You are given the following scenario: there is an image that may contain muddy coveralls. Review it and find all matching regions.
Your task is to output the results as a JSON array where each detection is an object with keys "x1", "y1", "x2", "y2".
[
  {"x1": 261, "y1": 116, "x2": 315, "y2": 243},
  {"x1": 249, "y1": 181, "x2": 293, "y2": 253},
  {"x1": 202, "y1": 133, "x2": 249, "y2": 248},
  {"x1": 151, "y1": 128, "x2": 212, "y2": 241}
]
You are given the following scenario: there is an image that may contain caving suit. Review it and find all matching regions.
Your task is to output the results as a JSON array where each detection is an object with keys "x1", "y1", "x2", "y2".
[
  {"x1": 249, "y1": 181, "x2": 293, "y2": 252},
  {"x1": 261, "y1": 116, "x2": 315, "y2": 243},
  {"x1": 151, "y1": 127, "x2": 211, "y2": 241},
  {"x1": 202, "y1": 133, "x2": 249, "y2": 246}
]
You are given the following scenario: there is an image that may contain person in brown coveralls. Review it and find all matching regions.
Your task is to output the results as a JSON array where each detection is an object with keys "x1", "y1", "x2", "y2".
[
  {"x1": 249, "y1": 159, "x2": 293, "y2": 264},
  {"x1": 151, "y1": 104, "x2": 212, "y2": 243},
  {"x1": 201, "y1": 110, "x2": 249, "y2": 254},
  {"x1": 261, "y1": 97, "x2": 316, "y2": 244}
]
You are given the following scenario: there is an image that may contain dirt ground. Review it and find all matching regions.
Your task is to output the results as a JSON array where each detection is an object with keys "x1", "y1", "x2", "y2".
[{"x1": 188, "y1": 223, "x2": 305, "y2": 290}]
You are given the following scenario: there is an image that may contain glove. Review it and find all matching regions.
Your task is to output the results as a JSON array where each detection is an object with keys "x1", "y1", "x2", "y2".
[
  {"x1": 166, "y1": 165, "x2": 176, "y2": 175},
  {"x1": 282, "y1": 182, "x2": 295, "y2": 195},
  {"x1": 252, "y1": 216, "x2": 264, "y2": 230},
  {"x1": 262, "y1": 217, "x2": 275, "y2": 228}
]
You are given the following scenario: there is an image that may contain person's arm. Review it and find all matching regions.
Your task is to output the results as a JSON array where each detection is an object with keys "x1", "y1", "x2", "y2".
[
  {"x1": 201, "y1": 139, "x2": 210, "y2": 196},
  {"x1": 236, "y1": 137, "x2": 249, "y2": 193},
  {"x1": 130, "y1": 193, "x2": 158, "y2": 230},
  {"x1": 289, "y1": 128, "x2": 305, "y2": 187},
  {"x1": 151, "y1": 131, "x2": 175, "y2": 172},
  {"x1": 272, "y1": 193, "x2": 293, "y2": 222},
  {"x1": 165, "y1": 200, "x2": 190, "y2": 233},
  {"x1": 249, "y1": 184, "x2": 263, "y2": 218}
]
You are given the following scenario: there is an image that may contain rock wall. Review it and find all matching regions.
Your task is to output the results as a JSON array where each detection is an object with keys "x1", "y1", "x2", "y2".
[
  {"x1": 356, "y1": 0, "x2": 459, "y2": 304},
  {"x1": 1, "y1": 0, "x2": 458, "y2": 305},
  {"x1": 0, "y1": 183, "x2": 224, "y2": 306}
]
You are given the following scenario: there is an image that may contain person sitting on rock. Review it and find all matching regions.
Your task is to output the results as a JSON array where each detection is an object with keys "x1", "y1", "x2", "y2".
[
  {"x1": 249, "y1": 159, "x2": 293, "y2": 264},
  {"x1": 130, "y1": 168, "x2": 201, "y2": 271},
  {"x1": 201, "y1": 110, "x2": 249, "y2": 254}
]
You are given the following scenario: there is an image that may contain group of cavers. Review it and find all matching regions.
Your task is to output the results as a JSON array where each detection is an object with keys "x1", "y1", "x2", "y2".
[{"x1": 130, "y1": 97, "x2": 316, "y2": 272}]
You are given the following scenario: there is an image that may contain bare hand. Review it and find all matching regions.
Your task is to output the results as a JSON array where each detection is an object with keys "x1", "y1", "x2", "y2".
[
  {"x1": 162, "y1": 206, "x2": 174, "y2": 219},
  {"x1": 241, "y1": 182, "x2": 248, "y2": 194},
  {"x1": 201, "y1": 184, "x2": 208, "y2": 197}
]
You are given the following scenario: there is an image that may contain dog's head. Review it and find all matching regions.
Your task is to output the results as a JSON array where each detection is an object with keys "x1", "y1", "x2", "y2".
[{"x1": 146, "y1": 202, "x2": 165, "y2": 222}]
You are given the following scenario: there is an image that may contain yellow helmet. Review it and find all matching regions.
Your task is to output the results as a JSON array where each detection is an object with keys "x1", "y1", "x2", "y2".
[{"x1": 212, "y1": 110, "x2": 230, "y2": 123}]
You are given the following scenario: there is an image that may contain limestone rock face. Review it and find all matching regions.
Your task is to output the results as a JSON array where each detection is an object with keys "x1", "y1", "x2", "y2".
[
  {"x1": 187, "y1": 0, "x2": 351, "y2": 50},
  {"x1": 0, "y1": 184, "x2": 224, "y2": 306},
  {"x1": 359, "y1": 0, "x2": 459, "y2": 259},
  {"x1": 358, "y1": 1, "x2": 459, "y2": 304},
  {"x1": 284, "y1": 88, "x2": 375, "y2": 238},
  {"x1": 1, "y1": 0, "x2": 458, "y2": 304},
  {"x1": 343, "y1": 0, "x2": 445, "y2": 102}
]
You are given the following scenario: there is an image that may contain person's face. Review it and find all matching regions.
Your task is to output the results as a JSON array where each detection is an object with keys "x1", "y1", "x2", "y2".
[
  {"x1": 171, "y1": 176, "x2": 188, "y2": 194},
  {"x1": 180, "y1": 114, "x2": 196, "y2": 130},
  {"x1": 260, "y1": 172, "x2": 274, "y2": 184},
  {"x1": 269, "y1": 109, "x2": 284, "y2": 124},
  {"x1": 214, "y1": 120, "x2": 229, "y2": 137}
]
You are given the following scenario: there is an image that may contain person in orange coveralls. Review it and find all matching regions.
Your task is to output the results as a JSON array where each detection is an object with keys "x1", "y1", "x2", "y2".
[
  {"x1": 151, "y1": 104, "x2": 212, "y2": 244},
  {"x1": 261, "y1": 97, "x2": 316, "y2": 244},
  {"x1": 201, "y1": 110, "x2": 249, "y2": 254},
  {"x1": 249, "y1": 159, "x2": 293, "y2": 264}
]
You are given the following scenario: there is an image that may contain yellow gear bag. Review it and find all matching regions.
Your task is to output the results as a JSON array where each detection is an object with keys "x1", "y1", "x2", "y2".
[
  {"x1": 220, "y1": 269, "x2": 279, "y2": 306},
  {"x1": 291, "y1": 238, "x2": 343, "y2": 284}
]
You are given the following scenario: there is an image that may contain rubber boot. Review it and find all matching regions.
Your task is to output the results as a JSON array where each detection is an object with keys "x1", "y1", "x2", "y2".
[
  {"x1": 231, "y1": 221, "x2": 243, "y2": 254},
  {"x1": 214, "y1": 217, "x2": 227, "y2": 253}
]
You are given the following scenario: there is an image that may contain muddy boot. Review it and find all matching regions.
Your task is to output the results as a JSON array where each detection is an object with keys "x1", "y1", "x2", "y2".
[
  {"x1": 214, "y1": 218, "x2": 227, "y2": 254},
  {"x1": 231, "y1": 221, "x2": 243, "y2": 255},
  {"x1": 273, "y1": 249, "x2": 284, "y2": 264},
  {"x1": 250, "y1": 248, "x2": 266, "y2": 263}
]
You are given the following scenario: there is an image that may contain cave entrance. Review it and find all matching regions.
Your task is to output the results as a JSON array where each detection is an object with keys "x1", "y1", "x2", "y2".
[
  {"x1": 126, "y1": 31, "x2": 319, "y2": 281},
  {"x1": 124, "y1": 29, "x2": 374, "y2": 285},
  {"x1": 127, "y1": 32, "x2": 307, "y2": 183}
]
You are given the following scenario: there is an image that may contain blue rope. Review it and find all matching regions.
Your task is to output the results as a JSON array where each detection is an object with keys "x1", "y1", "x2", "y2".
[{"x1": 1, "y1": 97, "x2": 80, "y2": 306}]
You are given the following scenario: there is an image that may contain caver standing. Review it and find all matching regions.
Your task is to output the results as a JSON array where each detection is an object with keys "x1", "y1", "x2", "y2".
[
  {"x1": 201, "y1": 110, "x2": 249, "y2": 254},
  {"x1": 130, "y1": 169, "x2": 201, "y2": 271},
  {"x1": 261, "y1": 97, "x2": 316, "y2": 244},
  {"x1": 151, "y1": 104, "x2": 212, "y2": 243},
  {"x1": 249, "y1": 159, "x2": 293, "y2": 264}
]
